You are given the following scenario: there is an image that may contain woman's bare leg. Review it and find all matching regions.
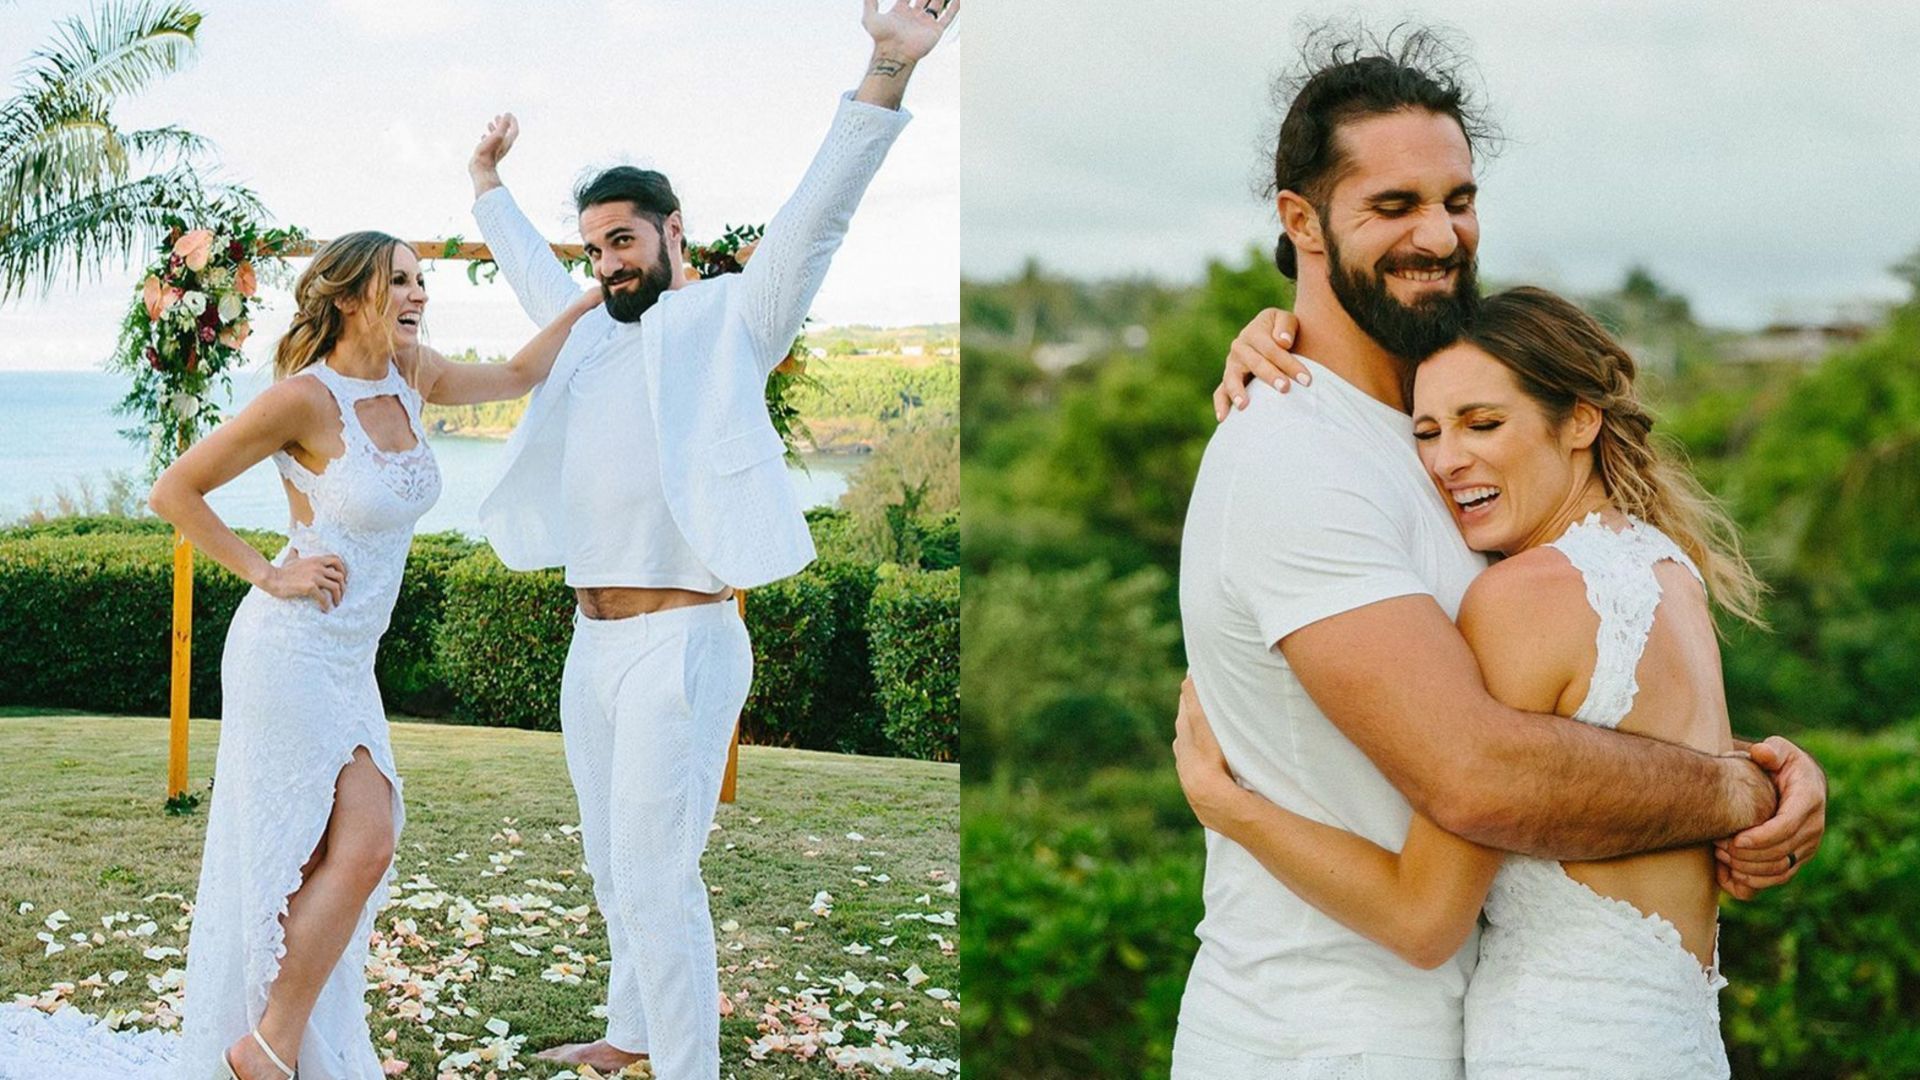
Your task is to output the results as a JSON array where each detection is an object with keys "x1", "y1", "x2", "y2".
[{"x1": 227, "y1": 747, "x2": 394, "y2": 1078}]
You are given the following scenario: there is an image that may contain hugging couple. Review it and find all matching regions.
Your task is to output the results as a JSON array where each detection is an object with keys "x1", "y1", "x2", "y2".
[
  {"x1": 0, "y1": 4, "x2": 956, "y2": 1079},
  {"x1": 1169, "y1": 29, "x2": 1827, "y2": 1079}
]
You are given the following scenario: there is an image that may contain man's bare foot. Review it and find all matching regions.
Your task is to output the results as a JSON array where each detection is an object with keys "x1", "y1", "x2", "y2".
[{"x1": 533, "y1": 1039, "x2": 649, "y2": 1072}]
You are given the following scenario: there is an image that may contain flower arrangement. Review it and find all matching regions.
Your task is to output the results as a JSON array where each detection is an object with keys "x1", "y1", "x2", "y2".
[{"x1": 110, "y1": 214, "x2": 303, "y2": 477}]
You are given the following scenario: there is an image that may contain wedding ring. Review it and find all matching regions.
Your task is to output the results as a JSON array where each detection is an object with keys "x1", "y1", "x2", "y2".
[{"x1": 1786, "y1": 851, "x2": 1798, "y2": 869}]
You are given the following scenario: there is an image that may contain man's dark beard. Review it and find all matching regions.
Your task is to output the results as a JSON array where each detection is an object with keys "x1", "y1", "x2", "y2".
[
  {"x1": 599, "y1": 235, "x2": 673, "y2": 322},
  {"x1": 1325, "y1": 226, "x2": 1479, "y2": 361}
]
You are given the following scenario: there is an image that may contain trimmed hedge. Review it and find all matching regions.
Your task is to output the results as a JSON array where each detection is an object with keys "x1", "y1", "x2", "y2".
[
  {"x1": 870, "y1": 566, "x2": 959, "y2": 761},
  {"x1": 431, "y1": 549, "x2": 575, "y2": 730},
  {"x1": 0, "y1": 529, "x2": 272, "y2": 715},
  {"x1": 963, "y1": 723, "x2": 1920, "y2": 1078},
  {"x1": 0, "y1": 523, "x2": 950, "y2": 760}
]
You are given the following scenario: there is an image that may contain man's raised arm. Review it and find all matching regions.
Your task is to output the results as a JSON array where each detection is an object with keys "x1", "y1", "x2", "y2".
[
  {"x1": 468, "y1": 112, "x2": 583, "y2": 329},
  {"x1": 1279, "y1": 594, "x2": 1776, "y2": 860},
  {"x1": 735, "y1": 0, "x2": 956, "y2": 374}
]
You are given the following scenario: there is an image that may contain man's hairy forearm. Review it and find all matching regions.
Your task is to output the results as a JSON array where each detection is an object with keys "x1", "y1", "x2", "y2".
[{"x1": 1436, "y1": 707, "x2": 1774, "y2": 860}]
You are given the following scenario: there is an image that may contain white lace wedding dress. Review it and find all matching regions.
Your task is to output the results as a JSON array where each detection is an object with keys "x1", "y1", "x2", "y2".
[
  {"x1": 0, "y1": 361, "x2": 439, "y2": 1080},
  {"x1": 1461, "y1": 515, "x2": 1730, "y2": 1078}
]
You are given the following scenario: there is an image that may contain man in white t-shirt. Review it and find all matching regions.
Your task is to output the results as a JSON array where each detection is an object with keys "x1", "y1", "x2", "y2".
[{"x1": 1172, "y1": 32, "x2": 1828, "y2": 1078}]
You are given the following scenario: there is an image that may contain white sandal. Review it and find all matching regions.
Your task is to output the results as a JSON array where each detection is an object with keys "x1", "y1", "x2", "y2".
[{"x1": 220, "y1": 1029, "x2": 296, "y2": 1079}]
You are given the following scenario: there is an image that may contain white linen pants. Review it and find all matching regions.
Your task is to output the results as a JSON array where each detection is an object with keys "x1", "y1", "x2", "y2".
[{"x1": 559, "y1": 600, "x2": 753, "y2": 1080}]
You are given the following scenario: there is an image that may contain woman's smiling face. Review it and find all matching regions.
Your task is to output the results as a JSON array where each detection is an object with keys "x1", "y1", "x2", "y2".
[{"x1": 1412, "y1": 342, "x2": 1597, "y2": 556}]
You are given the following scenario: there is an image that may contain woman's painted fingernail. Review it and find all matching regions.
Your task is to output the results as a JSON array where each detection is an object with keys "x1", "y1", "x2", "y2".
[{"x1": 1297, "y1": 370, "x2": 1312, "y2": 386}]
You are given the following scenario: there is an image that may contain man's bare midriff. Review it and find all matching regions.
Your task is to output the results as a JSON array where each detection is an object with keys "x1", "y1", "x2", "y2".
[{"x1": 576, "y1": 585, "x2": 734, "y2": 621}]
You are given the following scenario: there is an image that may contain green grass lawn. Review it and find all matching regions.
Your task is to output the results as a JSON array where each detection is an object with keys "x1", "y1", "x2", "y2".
[{"x1": 0, "y1": 715, "x2": 959, "y2": 1078}]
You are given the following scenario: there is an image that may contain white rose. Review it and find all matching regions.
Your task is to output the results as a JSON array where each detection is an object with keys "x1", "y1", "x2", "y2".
[
  {"x1": 217, "y1": 292, "x2": 243, "y2": 323},
  {"x1": 169, "y1": 392, "x2": 201, "y2": 419},
  {"x1": 181, "y1": 291, "x2": 208, "y2": 315}
]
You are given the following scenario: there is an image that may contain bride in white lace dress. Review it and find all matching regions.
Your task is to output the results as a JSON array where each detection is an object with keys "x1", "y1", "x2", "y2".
[
  {"x1": 1174, "y1": 287, "x2": 1773, "y2": 1077},
  {"x1": 0, "y1": 233, "x2": 597, "y2": 1080}
]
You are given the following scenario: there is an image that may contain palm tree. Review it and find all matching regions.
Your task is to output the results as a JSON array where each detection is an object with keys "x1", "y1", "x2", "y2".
[{"x1": 0, "y1": 0, "x2": 261, "y2": 300}]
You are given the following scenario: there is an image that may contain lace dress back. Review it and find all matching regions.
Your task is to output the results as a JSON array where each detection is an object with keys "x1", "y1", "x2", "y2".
[
  {"x1": 0, "y1": 360, "x2": 440, "y2": 1079},
  {"x1": 1462, "y1": 514, "x2": 1729, "y2": 1078}
]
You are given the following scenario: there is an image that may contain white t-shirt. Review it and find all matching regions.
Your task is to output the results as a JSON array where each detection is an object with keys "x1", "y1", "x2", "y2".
[
  {"x1": 1176, "y1": 358, "x2": 1488, "y2": 1062},
  {"x1": 559, "y1": 342, "x2": 727, "y2": 593}
]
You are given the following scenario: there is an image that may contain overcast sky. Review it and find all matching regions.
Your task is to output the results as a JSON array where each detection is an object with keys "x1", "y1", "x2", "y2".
[
  {"x1": 964, "y1": 1, "x2": 1920, "y2": 329},
  {"x1": 0, "y1": 0, "x2": 960, "y2": 371}
]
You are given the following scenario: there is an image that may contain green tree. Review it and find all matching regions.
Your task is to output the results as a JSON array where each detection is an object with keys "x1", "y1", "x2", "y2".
[{"x1": 0, "y1": 0, "x2": 260, "y2": 299}]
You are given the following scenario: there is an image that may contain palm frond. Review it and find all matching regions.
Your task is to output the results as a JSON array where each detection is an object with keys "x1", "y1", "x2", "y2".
[
  {"x1": 0, "y1": 99, "x2": 129, "y2": 222},
  {"x1": 24, "y1": 0, "x2": 201, "y2": 104},
  {"x1": 0, "y1": 168, "x2": 264, "y2": 299},
  {"x1": 117, "y1": 124, "x2": 210, "y2": 168}
]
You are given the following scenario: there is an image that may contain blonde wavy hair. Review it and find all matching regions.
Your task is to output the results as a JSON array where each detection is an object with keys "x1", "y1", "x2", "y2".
[
  {"x1": 1457, "y1": 286, "x2": 1767, "y2": 627},
  {"x1": 272, "y1": 231, "x2": 409, "y2": 380}
]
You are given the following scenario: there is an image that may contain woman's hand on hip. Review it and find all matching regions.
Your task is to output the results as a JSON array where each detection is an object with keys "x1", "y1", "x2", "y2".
[{"x1": 264, "y1": 549, "x2": 348, "y2": 612}]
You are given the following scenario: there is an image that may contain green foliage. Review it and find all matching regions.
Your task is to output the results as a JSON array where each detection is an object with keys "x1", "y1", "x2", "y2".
[
  {"x1": 431, "y1": 550, "x2": 577, "y2": 730},
  {"x1": 786, "y1": 353, "x2": 959, "y2": 447},
  {"x1": 961, "y1": 562, "x2": 1182, "y2": 781},
  {"x1": 737, "y1": 568, "x2": 833, "y2": 747},
  {"x1": 0, "y1": 529, "x2": 272, "y2": 714},
  {"x1": 834, "y1": 424, "x2": 959, "y2": 566},
  {"x1": 960, "y1": 771, "x2": 1204, "y2": 1078},
  {"x1": 1662, "y1": 303, "x2": 1920, "y2": 732},
  {"x1": 377, "y1": 531, "x2": 481, "y2": 715},
  {"x1": 869, "y1": 566, "x2": 959, "y2": 762},
  {"x1": 1718, "y1": 723, "x2": 1920, "y2": 1078}
]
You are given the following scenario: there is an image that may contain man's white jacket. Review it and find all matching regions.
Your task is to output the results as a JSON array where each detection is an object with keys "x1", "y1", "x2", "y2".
[{"x1": 471, "y1": 93, "x2": 911, "y2": 588}]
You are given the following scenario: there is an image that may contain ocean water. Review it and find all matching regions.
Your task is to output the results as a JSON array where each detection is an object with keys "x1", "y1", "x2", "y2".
[{"x1": 0, "y1": 370, "x2": 862, "y2": 535}]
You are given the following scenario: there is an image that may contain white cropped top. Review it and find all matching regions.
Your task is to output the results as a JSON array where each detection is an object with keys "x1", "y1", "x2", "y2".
[{"x1": 559, "y1": 339, "x2": 727, "y2": 593}]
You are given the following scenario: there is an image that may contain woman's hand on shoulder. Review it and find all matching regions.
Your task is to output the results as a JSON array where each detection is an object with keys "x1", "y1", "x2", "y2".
[{"x1": 1216, "y1": 308, "x2": 1309, "y2": 421}]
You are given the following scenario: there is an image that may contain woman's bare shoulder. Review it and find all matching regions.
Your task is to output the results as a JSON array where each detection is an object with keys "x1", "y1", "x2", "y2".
[{"x1": 1457, "y1": 547, "x2": 1594, "y2": 713}]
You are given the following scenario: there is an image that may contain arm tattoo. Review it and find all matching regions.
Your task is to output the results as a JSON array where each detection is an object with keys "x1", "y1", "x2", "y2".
[{"x1": 869, "y1": 57, "x2": 908, "y2": 78}]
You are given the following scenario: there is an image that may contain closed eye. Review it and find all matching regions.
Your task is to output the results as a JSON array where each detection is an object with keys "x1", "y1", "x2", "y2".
[
  {"x1": 1468, "y1": 420, "x2": 1503, "y2": 431},
  {"x1": 1412, "y1": 428, "x2": 1438, "y2": 441}
]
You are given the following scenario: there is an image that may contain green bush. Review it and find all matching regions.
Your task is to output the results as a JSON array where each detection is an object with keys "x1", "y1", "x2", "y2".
[
  {"x1": 869, "y1": 566, "x2": 959, "y2": 761},
  {"x1": 378, "y1": 532, "x2": 482, "y2": 715},
  {"x1": 0, "y1": 530, "x2": 274, "y2": 715},
  {"x1": 961, "y1": 724, "x2": 1920, "y2": 1079},
  {"x1": 1, "y1": 519, "x2": 953, "y2": 760},
  {"x1": 737, "y1": 569, "x2": 834, "y2": 747},
  {"x1": 1718, "y1": 722, "x2": 1920, "y2": 1078},
  {"x1": 961, "y1": 770, "x2": 1203, "y2": 1078},
  {"x1": 805, "y1": 559, "x2": 885, "y2": 754},
  {"x1": 961, "y1": 562, "x2": 1182, "y2": 780},
  {"x1": 432, "y1": 550, "x2": 575, "y2": 730}
]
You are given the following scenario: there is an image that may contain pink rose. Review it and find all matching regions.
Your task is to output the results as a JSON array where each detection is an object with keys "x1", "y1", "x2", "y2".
[
  {"x1": 217, "y1": 318, "x2": 251, "y2": 349},
  {"x1": 173, "y1": 229, "x2": 216, "y2": 272},
  {"x1": 234, "y1": 261, "x2": 258, "y2": 298},
  {"x1": 142, "y1": 275, "x2": 165, "y2": 321}
]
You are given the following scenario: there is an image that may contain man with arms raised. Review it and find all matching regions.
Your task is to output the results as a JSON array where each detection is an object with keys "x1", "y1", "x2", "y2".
[
  {"x1": 463, "y1": 3, "x2": 956, "y2": 1075},
  {"x1": 1173, "y1": 30, "x2": 1824, "y2": 1077}
]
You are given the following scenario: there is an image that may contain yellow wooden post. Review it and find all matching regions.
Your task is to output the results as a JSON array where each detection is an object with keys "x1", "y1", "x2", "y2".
[
  {"x1": 720, "y1": 591, "x2": 745, "y2": 804},
  {"x1": 166, "y1": 422, "x2": 194, "y2": 800}
]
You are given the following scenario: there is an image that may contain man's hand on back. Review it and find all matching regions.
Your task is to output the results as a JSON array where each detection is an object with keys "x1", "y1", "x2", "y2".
[{"x1": 1715, "y1": 736, "x2": 1828, "y2": 899}]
